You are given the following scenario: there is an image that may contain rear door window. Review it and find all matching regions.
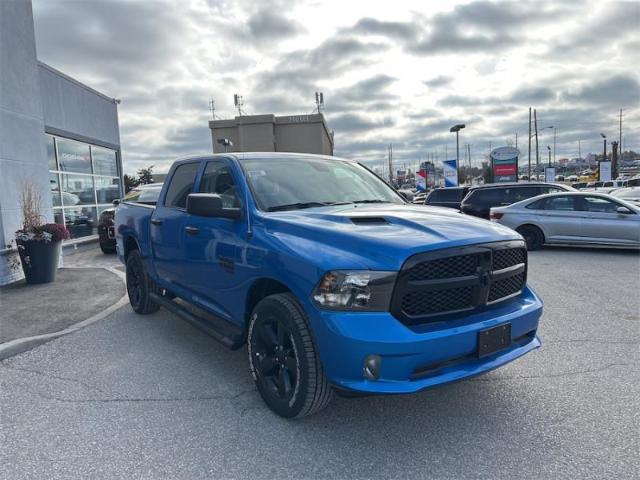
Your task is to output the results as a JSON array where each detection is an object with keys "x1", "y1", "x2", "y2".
[
  {"x1": 544, "y1": 196, "x2": 577, "y2": 211},
  {"x1": 508, "y1": 186, "x2": 542, "y2": 203},
  {"x1": 164, "y1": 163, "x2": 200, "y2": 209}
]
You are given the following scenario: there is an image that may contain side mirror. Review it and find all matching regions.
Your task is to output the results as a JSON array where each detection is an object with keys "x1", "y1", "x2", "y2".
[
  {"x1": 112, "y1": 199, "x2": 121, "y2": 206},
  {"x1": 186, "y1": 193, "x2": 241, "y2": 219},
  {"x1": 616, "y1": 206, "x2": 632, "y2": 215}
]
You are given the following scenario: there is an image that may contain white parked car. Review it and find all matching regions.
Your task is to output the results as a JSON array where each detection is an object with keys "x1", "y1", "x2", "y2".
[{"x1": 490, "y1": 192, "x2": 640, "y2": 250}]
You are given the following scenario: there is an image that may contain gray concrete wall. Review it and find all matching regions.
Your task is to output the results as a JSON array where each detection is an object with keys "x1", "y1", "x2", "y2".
[
  {"x1": 39, "y1": 63, "x2": 120, "y2": 149},
  {"x1": 0, "y1": 0, "x2": 50, "y2": 284}
]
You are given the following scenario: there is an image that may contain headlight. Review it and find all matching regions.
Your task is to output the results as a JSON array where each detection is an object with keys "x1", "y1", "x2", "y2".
[{"x1": 312, "y1": 270, "x2": 397, "y2": 311}]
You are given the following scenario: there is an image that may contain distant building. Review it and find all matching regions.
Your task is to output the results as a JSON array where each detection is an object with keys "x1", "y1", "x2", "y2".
[{"x1": 209, "y1": 113, "x2": 334, "y2": 155}]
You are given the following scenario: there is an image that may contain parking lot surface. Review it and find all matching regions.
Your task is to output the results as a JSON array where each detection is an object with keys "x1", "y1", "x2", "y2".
[{"x1": 1, "y1": 247, "x2": 638, "y2": 479}]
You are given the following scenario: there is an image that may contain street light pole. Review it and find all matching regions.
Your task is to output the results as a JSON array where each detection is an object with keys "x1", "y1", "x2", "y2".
[{"x1": 449, "y1": 123, "x2": 466, "y2": 178}]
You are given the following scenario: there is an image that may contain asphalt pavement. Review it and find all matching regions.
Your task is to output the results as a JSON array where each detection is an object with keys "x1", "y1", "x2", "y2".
[{"x1": 1, "y1": 247, "x2": 638, "y2": 479}]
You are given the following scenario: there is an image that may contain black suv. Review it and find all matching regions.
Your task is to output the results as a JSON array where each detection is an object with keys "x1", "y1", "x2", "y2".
[
  {"x1": 424, "y1": 186, "x2": 470, "y2": 209},
  {"x1": 460, "y1": 182, "x2": 574, "y2": 219}
]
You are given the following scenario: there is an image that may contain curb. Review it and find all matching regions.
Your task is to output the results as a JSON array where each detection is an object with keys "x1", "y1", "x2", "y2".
[{"x1": 0, "y1": 266, "x2": 128, "y2": 361}]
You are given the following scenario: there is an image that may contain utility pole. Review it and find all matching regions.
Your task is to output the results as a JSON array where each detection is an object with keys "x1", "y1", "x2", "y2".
[
  {"x1": 619, "y1": 109, "x2": 623, "y2": 164},
  {"x1": 467, "y1": 143, "x2": 472, "y2": 170},
  {"x1": 553, "y1": 127, "x2": 556, "y2": 165},
  {"x1": 515, "y1": 132, "x2": 518, "y2": 149},
  {"x1": 534, "y1": 109, "x2": 539, "y2": 180},
  {"x1": 528, "y1": 107, "x2": 532, "y2": 182},
  {"x1": 578, "y1": 140, "x2": 581, "y2": 160},
  {"x1": 388, "y1": 144, "x2": 393, "y2": 185},
  {"x1": 208, "y1": 98, "x2": 216, "y2": 120}
]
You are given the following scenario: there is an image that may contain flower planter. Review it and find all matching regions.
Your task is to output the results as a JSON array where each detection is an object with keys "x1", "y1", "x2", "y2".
[{"x1": 17, "y1": 239, "x2": 62, "y2": 284}]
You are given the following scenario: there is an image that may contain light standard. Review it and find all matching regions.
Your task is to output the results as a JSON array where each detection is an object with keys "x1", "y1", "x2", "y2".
[
  {"x1": 449, "y1": 124, "x2": 465, "y2": 170},
  {"x1": 600, "y1": 133, "x2": 607, "y2": 181},
  {"x1": 217, "y1": 138, "x2": 233, "y2": 153}
]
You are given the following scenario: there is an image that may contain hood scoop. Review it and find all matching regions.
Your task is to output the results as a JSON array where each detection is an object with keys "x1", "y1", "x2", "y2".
[{"x1": 350, "y1": 216, "x2": 389, "y2": 225}]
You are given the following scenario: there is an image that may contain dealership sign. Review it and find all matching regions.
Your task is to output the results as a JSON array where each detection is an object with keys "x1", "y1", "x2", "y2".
[
  {"x1": 443, "y1": 159, "x2": 458, "y2": 187},
  {"x1": 599, "y1": 161, "x2": 611, "y2": 182},
  {"x1": 416, "y1": 162, "x2": 436, "y2": 191},
  {"x1": 491, "y1": 146, "x2": 519, "y2": 183}
]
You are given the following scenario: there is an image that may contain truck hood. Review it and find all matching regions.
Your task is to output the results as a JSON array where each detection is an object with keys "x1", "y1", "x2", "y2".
[{"x1": 260, "y1": 203, "x2": 522, "y2": 271}]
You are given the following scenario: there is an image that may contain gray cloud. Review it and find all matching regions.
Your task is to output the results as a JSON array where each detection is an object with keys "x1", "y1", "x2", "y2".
[
  {"x1": 423, "y1": 76, "x2": 453, "y2": 88},
  {"x1": 247, "y1": 10, "x2": 305, "y2": 41}
]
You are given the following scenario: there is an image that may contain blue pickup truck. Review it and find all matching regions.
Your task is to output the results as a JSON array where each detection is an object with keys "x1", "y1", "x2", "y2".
[{"x1": 115, "y1": 152, "x2": 542, "y2": 418}]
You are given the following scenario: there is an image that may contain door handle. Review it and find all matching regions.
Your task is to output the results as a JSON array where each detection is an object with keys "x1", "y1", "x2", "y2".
[
  {"x1": 184, "y1": 226, "x2": 200, "y2": 235},
  {"x1": 151, "y1": 218, "x2": 163, "y2": 226}
]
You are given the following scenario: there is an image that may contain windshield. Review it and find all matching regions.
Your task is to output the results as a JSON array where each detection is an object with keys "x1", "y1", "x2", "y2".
[{"x1": 240, "y1": 157, "x2": 404, "y2": 211}]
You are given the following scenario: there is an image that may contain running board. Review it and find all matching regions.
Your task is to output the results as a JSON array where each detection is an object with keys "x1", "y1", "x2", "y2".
[{"x1": 149, "y1": 292, "x2": 245, "y2": 350}]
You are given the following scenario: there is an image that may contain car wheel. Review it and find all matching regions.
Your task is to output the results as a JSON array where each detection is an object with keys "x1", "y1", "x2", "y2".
[
  {"x1": 125, "y1": 250, "x2": 160, "y2": 314},
  {"x1": 99, "y1": 242, "x2": 116, "y2": 254},
  {"x1": 248, "y1": 293, "x2": 332, "y2": 418},
  {"x1": 517, "y1": 225, "x2": 544, "y2": 251}
]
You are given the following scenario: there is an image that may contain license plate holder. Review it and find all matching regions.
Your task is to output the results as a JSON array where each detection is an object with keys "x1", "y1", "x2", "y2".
[{"x1": 478, "y1": 323, "x2": 511, "y2": 358}]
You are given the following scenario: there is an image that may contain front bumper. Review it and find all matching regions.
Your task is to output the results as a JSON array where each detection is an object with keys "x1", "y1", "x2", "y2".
[{"x1": 305, "y1": 285, "x2": 542, "y2": 394}]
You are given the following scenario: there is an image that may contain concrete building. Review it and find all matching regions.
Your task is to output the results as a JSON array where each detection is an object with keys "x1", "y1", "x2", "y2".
[
  {"x1": 0, "y1": 0, "x2": 122, "y2": 284},
  {"x1": 209, "y1": 113, "x2": 334, "y2": 155}
]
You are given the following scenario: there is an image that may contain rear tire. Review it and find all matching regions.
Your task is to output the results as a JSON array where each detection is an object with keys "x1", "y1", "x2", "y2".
[
  {"x1": 248, "y1": 293, "x2": 332, "y2": 418},
  {"x1": 100, "y1": 242, "x2": 116, "y2": 254},
  {"x1": 125, "y1": 250, "x2": 160, "y2": 314},
  {"x1": 517, "y1": 225, "x2": 544, "y2": 251}
]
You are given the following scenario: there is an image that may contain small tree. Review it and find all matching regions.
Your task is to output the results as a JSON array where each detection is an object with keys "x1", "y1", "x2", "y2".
[
  {"x1": 124, "y1": 174, "x2": 139, "y2": 193},
  {"x1": 137, "y1": 165, "x2": 155, "y2": 185}
]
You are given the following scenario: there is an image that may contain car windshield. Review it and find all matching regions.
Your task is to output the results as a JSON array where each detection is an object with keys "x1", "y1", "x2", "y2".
[{"x1": 240, "y1": 156, "x2": 404, "y2": 211}]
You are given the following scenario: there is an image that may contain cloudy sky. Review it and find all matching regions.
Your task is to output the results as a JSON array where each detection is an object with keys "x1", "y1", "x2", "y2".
[{"x1": 32, "y1": 0, "x2": 639, "y2": 174}]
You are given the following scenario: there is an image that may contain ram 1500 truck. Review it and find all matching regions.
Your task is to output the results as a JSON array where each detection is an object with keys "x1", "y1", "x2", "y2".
[{"x1": 115, "y1": 153, "x2": 542, "y2": 418}]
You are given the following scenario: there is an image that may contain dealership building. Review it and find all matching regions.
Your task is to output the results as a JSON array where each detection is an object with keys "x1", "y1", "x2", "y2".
[{"x1": 0, "y1": 0, "x2": 122, "y2": 284}]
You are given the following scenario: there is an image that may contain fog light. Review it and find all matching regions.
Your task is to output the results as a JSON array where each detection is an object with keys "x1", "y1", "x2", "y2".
[{"x1": 363, "y1": 355, "x2": 382, "y2": 380}]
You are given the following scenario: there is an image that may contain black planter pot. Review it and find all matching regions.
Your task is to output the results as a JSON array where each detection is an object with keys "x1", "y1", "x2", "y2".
[{"x1": 17, "y1": 239, "x2": 62, "y2": 284}]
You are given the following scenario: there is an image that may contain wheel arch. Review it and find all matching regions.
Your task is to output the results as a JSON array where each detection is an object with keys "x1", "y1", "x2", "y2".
[
  {"x1": 515, "y1": 223, "x2": 546, "y2": 240},
  {"x1": 245, "y1": 277, "x2": 294, "y2": 324},
  {"x1": 123, "y1": 235, "x2": 141, "y2": 260}
]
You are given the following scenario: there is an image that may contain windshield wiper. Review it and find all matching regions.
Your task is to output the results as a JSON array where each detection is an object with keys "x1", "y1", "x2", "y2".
[{"x1": 267, "y1": 202, "x2": 335, "y2": 212}]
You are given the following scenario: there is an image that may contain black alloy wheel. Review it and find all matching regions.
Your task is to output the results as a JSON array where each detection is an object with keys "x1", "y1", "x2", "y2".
[
  {"x1": 253, "y1": 318, "x2": 298, "y2": 402},
  {"x1": 517, "y1": 225, "x2": 544, "y2": 251},
  {"x1": 248, "y1": 293, "x2": 332, "y2": 418},
  {"x1": 125, "y1": 250, "x2": 160, "y2": 314}
]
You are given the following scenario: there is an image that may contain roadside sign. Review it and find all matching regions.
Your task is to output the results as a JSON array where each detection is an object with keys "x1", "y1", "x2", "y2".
[
  {"x1": 599, "y1": 161, "x2": 611, "y2": 182},
  {"x1": 545, "y1": 167, "x2": 556, "y2": 183},
  {"x1": 443, "y1": 159, "x2": 458, "y2": 187},
  {"x1": 491, "y1": 146, "x2": 520, "y2": 183}
]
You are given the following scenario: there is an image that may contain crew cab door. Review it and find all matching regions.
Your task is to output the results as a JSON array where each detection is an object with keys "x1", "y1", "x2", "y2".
[
  {"x1": 182, "y1": 159, "x2": 247, "y2": 324},
  {"x1": 150, "y1": 161, "x2": 200, "y2": 288}
]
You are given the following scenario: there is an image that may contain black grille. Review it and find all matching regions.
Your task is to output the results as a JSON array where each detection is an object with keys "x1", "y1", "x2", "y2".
[
  {"x1": 408, "y1": 254, "x2": 477, "y2": 281},
  {"x1": 488, "y1": 273, "x2": 525, "y2": 302},
  {"x1": 390, "y1": 241, "x2": 527, "y2": 326},
  {"x1": 402, "y1": 286, "x2": 474, "y2": 316},
  {"x1": 493, "y1": 248, "x2": 526, "y2": 271}
]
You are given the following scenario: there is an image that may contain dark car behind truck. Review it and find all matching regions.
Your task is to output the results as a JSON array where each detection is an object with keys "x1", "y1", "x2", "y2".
[
  {"x1": 424, "y1": 186, "x2": 469, "y2": 209},
  {"x1": 115, "y1": 153, "x2": 542, "y2": 418},
  {"x1": 460, "y1": 182, "x2": 574, "y2": 219}
]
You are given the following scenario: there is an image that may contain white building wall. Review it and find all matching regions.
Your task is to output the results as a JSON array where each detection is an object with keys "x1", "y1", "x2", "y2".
[{"x1": 0, "y1": 0, "x2": 51, "y2": 284}]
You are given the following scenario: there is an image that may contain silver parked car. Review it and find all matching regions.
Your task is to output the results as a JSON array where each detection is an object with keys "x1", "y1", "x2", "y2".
[
  {"x1": 490, "y1": 192, "x2": 640, "y2": 250},
  {"x1": 610, "y1": 187, "x2": 640, "y2": 207}
]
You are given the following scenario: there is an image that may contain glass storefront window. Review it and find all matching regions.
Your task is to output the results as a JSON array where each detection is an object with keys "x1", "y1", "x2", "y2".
[
  {"x1": 60, "y1": 174, "x2": 95, "y2": 206},
  {"x1": 92, "y1": 146, "x2": 118, "y2": 177},
  {"x1": 47, "y1": 135, "x2": 57, "y2": 170},
  {"x1": 50, "y1": 172, "x2": 62, "y2": 207},
  {"x1": 62, "y1": 206, "x2": 97, "y2": 239},
  {"x1": 48, "y1": 133, "x2": 121, "y2": 241},
  {"x1": 57, "y1": 138, "x2": 92, "y2": 174},
  {"x1": 95, "y1": 176, "x2": 122, "y2": 204}
]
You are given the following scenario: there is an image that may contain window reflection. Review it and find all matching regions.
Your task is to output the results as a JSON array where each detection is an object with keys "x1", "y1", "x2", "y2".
[
  {"x1": 62, "y1": 207, "x2": 97, "y2": 239},
  {"x1": 50, "y1": 172, "x2": 61, "y2": 207},
  {"x1": 47, "y1": 135, "x2": 57, "y2": 170},
  {"x1": 92, "y1": 146, "x2": 118, "y2": 176},
  {"x1": 95, "y1": 177, "x2": 122, "y2": 203},
  {"x1": 57, "y1": 138, "x2": 92, "y2": 174},
  {"x1": 60, "y1": 174, "x2": 95, "y2": 205}
]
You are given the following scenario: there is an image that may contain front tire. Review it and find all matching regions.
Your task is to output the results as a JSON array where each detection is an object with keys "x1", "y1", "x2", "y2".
[
  {"x1": 517, "y1": 225, "x2": 544, "y2": 251},
  {"x1": 125, "y1": 250, "x2": 160, "y2": 314},
  {"x1": 248, "y1": 293, "x2": 332, "y2": 418}
]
